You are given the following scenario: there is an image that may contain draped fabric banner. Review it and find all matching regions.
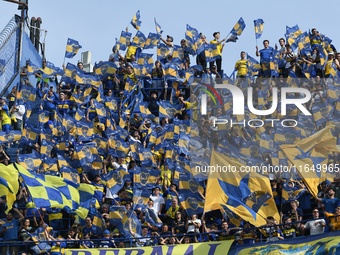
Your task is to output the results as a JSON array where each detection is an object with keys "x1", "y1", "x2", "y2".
[
  {"x1": 65, "y1": 241, "x2": 233, "y2": 255},
  {"x1": 235, "y1": 233, "x2": 340, "y2": 255}
]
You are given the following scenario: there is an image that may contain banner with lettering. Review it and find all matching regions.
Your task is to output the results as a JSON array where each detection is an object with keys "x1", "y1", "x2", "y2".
[
  {"x1": 65, "y1": 240, "x2": 233, "y2": 255},
  {"x1": 235, "y1": 232, "x2": 340, "y2": 255}
]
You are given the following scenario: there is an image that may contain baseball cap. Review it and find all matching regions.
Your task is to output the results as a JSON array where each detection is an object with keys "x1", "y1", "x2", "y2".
[
  {"x1": 329, "y1": 51, "x2": 334, "y2": 55},
  {"x1": 104, "y1": 230, "x2": 110, "y2": 235},
  {"x1": 167, "y1": 35, "x2": 173, "y2": 42}
]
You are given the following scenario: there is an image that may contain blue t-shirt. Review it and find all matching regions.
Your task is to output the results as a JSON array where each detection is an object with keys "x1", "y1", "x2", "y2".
[
  {"x1": 91, "y1": 181, "x2": 105, "y2": 203},
  {"x1": 82, "y1": 240, "x2": 94, "y2": 248},
  {"x1": 98, "y1": 239, "x2": 115, "y2": 248},
  {"x1": 0, "y1": 219, "x2": 20, "y2": 241},
  {"x1": 322, "y1": 197, "x2": 340, "y2": 213},
  {"x1": 259, "y1": 47, "x2": 273, "y2": 64}
]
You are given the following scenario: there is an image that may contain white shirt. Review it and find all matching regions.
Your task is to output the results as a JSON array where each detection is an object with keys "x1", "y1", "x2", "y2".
[
  {"x1": 304, "y1": 219, "x2": 325, "y2": 235},
  {"x1": 187, "y1": 219, "x2": 201, "y2": 233},
  {"x1": 112, "y1": 162, "x2": 128, "y2": 171},
  {"x1": 10, "y1": 105, "x2": 25, "y2": 120},
  {"x1": 150, "y1": 195, "x2": 165, "y2": 214}
]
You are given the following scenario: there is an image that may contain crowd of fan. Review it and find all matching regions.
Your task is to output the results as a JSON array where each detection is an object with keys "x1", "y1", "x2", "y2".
[{"x1": 0, "y1": 27, "x2": 340, "y2": 255}]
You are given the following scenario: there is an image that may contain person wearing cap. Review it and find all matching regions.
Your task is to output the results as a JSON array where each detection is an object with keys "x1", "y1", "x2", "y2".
[
  {"x1": 0, "y1": 97, "x2": 11, "y2": 131},
  {"x1": 323, "y1": 51, "x2": 335, "y2": 78},
  {"x1": 35, "y1": 59, "x2": 49, "y2": 88},
  {"x1": 209, "y1": 32, "x2": 226, "y2": 75},
  {"x1": 161, "y1": 35, "x2": 174, "y2": 55},
  {"x1": 98, "y1": 230, "x2": 116, "y2": 248}
]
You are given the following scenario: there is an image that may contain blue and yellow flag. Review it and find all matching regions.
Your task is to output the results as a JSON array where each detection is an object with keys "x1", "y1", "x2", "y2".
[
  {"x1": 93, "y1": 136, "x2": 108, "y2": 156},
  {"x1": 75, "y1": 70, "x2": 101, "y2": 87},
  {"x1": 102, "y1": 167, "x2": 130, "y2": 195},
  {"x1": 118, "y1": 31, "x2": 132, "y2": 51},
  {"x1": 17, "y1": 84, "x2": 36, "y2": 103},
  {"x1": 17, "y1": 164, "x2": 81, "y2": 212},
  {"x1": 185, "y1": 65, "x2": 203, "y2": 82},
  {"x1": 259, "y1": 133, "x2": 274, "y2": 154},
  {"x1": 135, "y1": 101, "x2": 154, "y2": 119},
  {"x1": 247, "y1": 55, "x2": 261, "y2": 76},
  {"x1": 41, "y1": 61, "x2": 64, "y2": 79},
  {"x1": 280, "y1": 126, "x2": 338, "y2": 198},
  {"x1": 18, "y1": 150, "x2": 42, "y2": 173},
  {"x1": 312, "y1": 101, "x2": 333, "y2": 127},
  {"x1": 65, "y1": 38, "x2": 82, "y2": 58},
  {"x1": 60, "y1": 62, "x2": 77, "y2": 85},
  {"x1": 21, "y1": 123, "x2": 39, "y2": 146},
  {"x1": 73, "y1": 183, "x2": 95, "y2": 221},
  {"x1": 93, "y1": 209, "x2": 106, "y2": 237},
  {"x1": 226, "y1": 33, "x2": 238, "y2": 43},
  {"x1": 159, "y1": 100, "x2": 182, "y2": 119},
  {"x1": 131, "y1": 10, "x2": 141, "y2": 30},
  {"x1": 144, "y1": 32, "x2": 161, "y2": 50},
  {"x1": 285, "y1": 25, "x2": 303, "y2": 50},
  {"x1": 157, "y1": 43, "x2": 170, "y2": 61},
  {"x1": 297, "y1": 32, "x2": 310, "y2": 50},
  {"x1": 93, "y1": 100, "x2": 106, "y2": 120},
  {"x1": 118, "y1": 209, "x2": 142, "y2": 238},
  {"x1": 76, "y1": 121, "x2": 94, "y2": 142},
  {"x1": 154, "y1": 18, "x2": 163, "y2": 35},
  {"x1": 0, "y1": 130, "x2": 21, "y2": 144},
  {"x1": 74, "y1": 142, "x2": 98, "y2": 166},
  {"x1": 205, "y1": 149, "x2": 279, "y2": 227},
  {"x1": 172, "y1": 45, "x2": 185, "y2": 64},
  {"x1": 178, "y1": 193, "x2": 204, "y2": 217},
  {"x1": 230, "y1": 17, "x2": 246, "y2": 36},
  {"x1": 60, "y1": 166, "x2": 80, "y2": 184},
  {"x1": 108, "y1": 134, "x2": 129, "y2": 158},
  {"x1": 38, "y1": 109, "x2": 50, "y2": 126},
  {"x1": 137, "y1": 53, "x2": 154, "y2": 66},
  {"x1": 254, "y1": 19, "x2": 264, "y2": 39},
  {"x1": 94, "y1": 61, "x2": 117, "y2": 80},
  {"x1": 40, "y1": 139, "x2": 54, "y2": 160},
  {"x1": 163, "y1": 63, "x2": 178, "y2": 78},
  {"x1": 134, "y1": 167, "x2": 159, "y2": 189},
  {"x1": 109, "y1": 205, "x2": 127, "y2": 226},
  {"x1": 26, "y1": 60, "x2": 40, "y2": 76},
  {"x1": 186, "y1": 24, "x2": 199, "y2": 43},
  {"x1": 133, "y1": 188, "x2": 151, "y2": 210},
  {"x1": 205, "y1": 44, "x2": 220, "y2": 63},
  {"x1": 132, "y1": 30, "x2": 147, "y2": 48},
  {"x1": 281, "y1": 181, "x2": 305, "y2": 204},
  {"x1": 0, "y1": 164, "x2": 19, "y2": 213},
  {"x1": 145, "y1": 207, "x2": 163, "y2": 228}
]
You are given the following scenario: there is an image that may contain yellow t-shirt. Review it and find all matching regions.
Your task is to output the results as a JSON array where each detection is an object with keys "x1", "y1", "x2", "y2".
[
  {"x1": 210, "y1": 40, "x2": 222, "y2": 55},
  {"x1": 235, "y1": 59, "x2": 247, "y2": 76},
  {"x1": 126, "y1": 46, "x2": 137, "y2": 60},
  {"x1": 124, "y1": 73, "x2": 137, "y2": 83}
]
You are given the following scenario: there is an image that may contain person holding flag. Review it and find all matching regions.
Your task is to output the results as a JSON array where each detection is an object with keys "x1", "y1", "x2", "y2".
[{"x1": 209, "y1": 32, "x2": 226, "y2": 75}]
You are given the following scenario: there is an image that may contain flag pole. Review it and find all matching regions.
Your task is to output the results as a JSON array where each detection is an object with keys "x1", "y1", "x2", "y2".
[{"x1": 154, "y1": 18, "x2": 158, "y2": 34}]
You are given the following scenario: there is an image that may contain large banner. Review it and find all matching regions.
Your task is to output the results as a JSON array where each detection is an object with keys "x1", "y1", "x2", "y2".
[
  {"x1": 235, "y1": 233, "x2": 340, "y2": 255},
  {"x1": 65, "y1": 241, "x2": 233, "y2": 255}
]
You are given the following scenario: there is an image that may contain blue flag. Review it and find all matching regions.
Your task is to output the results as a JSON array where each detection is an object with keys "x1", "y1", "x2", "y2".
[{"x1": 65, "y1": 38, "x2": 82, "y2": 58}]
